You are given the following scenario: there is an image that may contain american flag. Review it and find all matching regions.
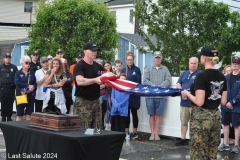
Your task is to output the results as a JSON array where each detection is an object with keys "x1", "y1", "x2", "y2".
[{"x1": 101, "y1": 74, "x2": 182, "y2": 97}]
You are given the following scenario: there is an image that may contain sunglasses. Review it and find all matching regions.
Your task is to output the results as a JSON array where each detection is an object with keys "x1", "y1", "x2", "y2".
[
  {"x1": 33, "y1": 54, "x2": 39, "y2": 56},
  {"x1": 48, "y1": 58, "x2": 53, "y2": 60},
  {"x1": 25, "y1": 62, "x2": 30, "y2": 65}
]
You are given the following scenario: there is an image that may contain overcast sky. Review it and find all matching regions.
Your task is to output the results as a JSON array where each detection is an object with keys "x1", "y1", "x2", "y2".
[{"x1": 214, "y1": 0, "x2": 240, "y2": 11}]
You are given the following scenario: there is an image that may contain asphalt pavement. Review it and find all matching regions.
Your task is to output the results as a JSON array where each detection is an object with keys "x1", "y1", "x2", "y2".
[{"x1": 0, "y1": 113, "x2": 239, "y2": 160}]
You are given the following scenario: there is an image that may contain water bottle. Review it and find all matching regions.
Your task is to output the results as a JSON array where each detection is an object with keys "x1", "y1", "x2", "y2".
[{"x1": 125, "y1": 133, "x2": 130, "y2": 146}]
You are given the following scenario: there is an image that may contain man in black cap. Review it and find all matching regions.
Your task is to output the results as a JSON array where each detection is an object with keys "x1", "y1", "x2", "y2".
[
  {"x1": 70, "y1": 53, "x2": 83, "y2": 86},
  {"x1": 181, "y1": 46, "x2": 227, "y2": 159},
  {"x1": 219, "y1": 56, "x2": 240, "y2": 154},
  {"x1": 30, "y1": 50, "x2": 41, "y2": 73},
  {"x1": 73, "y1": 42, "x2": 104, "y2": 128},
  {"x1": 56, "y1": 49, "x2": 64, "y2": 59},
  {"x1": 0, "y1": 53, "x2": 18, "y2": 121}
]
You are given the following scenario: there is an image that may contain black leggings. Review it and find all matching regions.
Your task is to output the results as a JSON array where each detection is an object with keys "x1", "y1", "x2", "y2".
[
  {"x1": 35, "y1": 99, "x2": 43, "y2": 112},
  {"x1": 65, "y1": 96, "x2": 73, "y2": 114},
  {"x1": 114, "y1": 116, "x2": 126, "y2": 132},
  {"x1": 47, "y1": 98, "x2": 55, "y2": 111},
  {"x1": 101, "y1": 100, "x2": 107, "y2": 129},
  {"x1": 126, "y1": 107, "x2": 138, "y2": 128}
]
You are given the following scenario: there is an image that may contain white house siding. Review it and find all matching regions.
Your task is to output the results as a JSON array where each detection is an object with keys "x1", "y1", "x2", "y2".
[
  {"x1": 0, "y1": 0, "x2": 39, "y2": 24},
  {"x1": 0, "y1": 26, "x2": 28, "y2": 41},
  {"x1": 109, "y1": 4, "x2": 135, "y2": 34}
]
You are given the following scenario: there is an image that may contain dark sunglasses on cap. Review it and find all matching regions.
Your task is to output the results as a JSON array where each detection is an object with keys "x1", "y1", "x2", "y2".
[
  {"x1": 48, "y1": 58, "x2": 53, "y2": 60},
  {"x1": 25, "y1": 62, "x2": 30, "y2": 65}
]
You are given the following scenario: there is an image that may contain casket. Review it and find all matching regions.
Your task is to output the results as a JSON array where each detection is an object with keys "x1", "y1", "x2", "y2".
[{"x1": 30, "y1": 112, "x2": 80, "y2": 131}]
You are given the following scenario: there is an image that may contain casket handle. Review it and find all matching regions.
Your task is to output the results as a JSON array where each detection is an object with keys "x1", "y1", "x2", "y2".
[{"x1": 62, "y1": 116, "x2": 76, "y2": 126}]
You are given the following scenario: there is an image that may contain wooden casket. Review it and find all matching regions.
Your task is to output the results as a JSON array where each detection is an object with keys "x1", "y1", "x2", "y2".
[{"x1": 30, "y1": 112, "x2": 80, "y2": 131}]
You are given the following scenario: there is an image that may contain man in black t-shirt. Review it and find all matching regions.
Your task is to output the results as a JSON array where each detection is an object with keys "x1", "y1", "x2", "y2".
[{"x1": 73, "y1": 42, "x2": 104, "y2": 128}]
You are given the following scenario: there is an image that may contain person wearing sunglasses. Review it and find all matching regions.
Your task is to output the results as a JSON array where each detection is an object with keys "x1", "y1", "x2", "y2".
[
  {"x1": 15, "y1": 56, "x2": 37, "y2": 121},
  {"x1": 30, "y1": 51, "x2": 41, "y2": 73},
  {"x1": 0, "y1": 53, "x2": 18, "y2": 122},
  {"x1": 47, "y1": 54, "x2": 53, "y2": 70}
]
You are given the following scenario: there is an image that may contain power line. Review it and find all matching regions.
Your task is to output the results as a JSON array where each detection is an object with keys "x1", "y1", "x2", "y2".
[
  {"x1": 229, "y1": 5, "x2": 240, "y2": 9},
  {"x1": 214, "y1": 2, "x2": 240, "y2": 10}
]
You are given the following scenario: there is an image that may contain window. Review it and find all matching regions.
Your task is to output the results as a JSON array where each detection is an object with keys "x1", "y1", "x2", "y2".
[
  {"x1": 110, "y1": 11, "x2": 116, "y2": 17},
  {"x1": 24, "y1": 2, "x2": 33, "y2": 12},
  {"x1": 129, "y1": 9, "x2": 133, "y2": 23}
]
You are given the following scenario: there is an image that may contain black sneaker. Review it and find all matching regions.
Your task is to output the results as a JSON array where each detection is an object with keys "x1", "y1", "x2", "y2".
[
  {"x1": 174, "y1": 139, "x2": 188, "y2": 146},
  {"x1": 7, "y1": 117, "x2": 12, "y2": 121},
  {"x1": 1, "y1": 117, "x2": 6, "y2": 122},
  {"x1": 130, "y1": 132, "x2": 138, "y2": 139}
]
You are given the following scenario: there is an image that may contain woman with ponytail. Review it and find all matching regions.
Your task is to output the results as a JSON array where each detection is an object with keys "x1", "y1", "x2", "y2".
[{"x1": 182, "y1": 46, "x2": 227, "y2": 159}]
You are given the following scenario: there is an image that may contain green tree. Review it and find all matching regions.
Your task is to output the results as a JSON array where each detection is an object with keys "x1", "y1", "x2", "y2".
[
  {"x1": 134, "y1": 0, "x2": 240, "y2": 75},
  {"x1": 28, "y1": 0, "x2": 118, "y2": 63}
]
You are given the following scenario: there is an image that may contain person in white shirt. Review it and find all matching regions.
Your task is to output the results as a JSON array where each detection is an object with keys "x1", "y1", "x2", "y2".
[{"x1": 35, "y1": 56, "x2": 49, "y2": 112}]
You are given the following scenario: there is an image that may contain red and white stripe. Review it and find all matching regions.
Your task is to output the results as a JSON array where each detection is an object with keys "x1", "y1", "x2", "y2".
[{"x1": 101, "y1": 75, "x2": 137, "y2": 91}]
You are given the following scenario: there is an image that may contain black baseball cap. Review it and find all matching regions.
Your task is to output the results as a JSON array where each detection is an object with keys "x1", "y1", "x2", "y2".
[
  {"x1": 83, "y1": 42, "x2": 99, "y2": 51},
  {"x1": 56, "y1": 49, "x2": 64, "y2": 54},
  {"x1": 3, "y1": 53, "x2": 11, "y2": 58},
  {"x1": 199, "y1": 46, "x2": 218, "y2": 57},
  {"x1": 31, "y1": 50, "x2": 39, "y2": 55},
  {"x1": 232, "y1": 56, "x2": 240, "y2": 64},
  {"x1": 76, "y1": 53, "x2": 83, "y2": 58}
]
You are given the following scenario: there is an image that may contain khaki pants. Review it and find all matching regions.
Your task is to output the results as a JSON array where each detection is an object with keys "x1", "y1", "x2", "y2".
[{"x1": 180, "y1": 106, "x2": 192, "y2": 125}]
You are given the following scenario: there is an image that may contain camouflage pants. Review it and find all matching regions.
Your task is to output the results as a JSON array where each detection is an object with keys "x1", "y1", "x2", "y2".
[
  {"x1": 190, "y1": 106, "x2": 221, "y2": 160},
  {"x1": 73, "y1": 97, "x2": 102, "y2": 128}
]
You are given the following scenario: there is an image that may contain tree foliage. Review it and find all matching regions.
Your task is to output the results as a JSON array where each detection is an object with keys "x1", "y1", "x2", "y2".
[
  {"x1": 28, "y1": 0, "x2": 118, "y2": 63},
  {"x1": 134, "y1": 0, "x2": 240, "y2": 75}
]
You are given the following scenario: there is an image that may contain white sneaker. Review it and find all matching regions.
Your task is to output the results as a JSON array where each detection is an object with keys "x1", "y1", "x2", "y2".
[{"x1": 105, "y1": 124, "x2": 111, "y2": 131}]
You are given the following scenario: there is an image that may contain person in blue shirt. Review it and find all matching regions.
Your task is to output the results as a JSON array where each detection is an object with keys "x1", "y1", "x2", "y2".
[
  {"x1": 15, "y1": 56, "x2": 37, "y2": 121},
  {"x1": 111, "y1": 73, "x2": 130, "y2": 132},
  {"x1": 121, "y1": 51, "x2": 141, "y2": 139},
  {"x1": 175, "y1": 57, "x2": 200, "y2": 146},
  {"x1": 219, "y1": 56, "x2": 240, "y2": 153}
]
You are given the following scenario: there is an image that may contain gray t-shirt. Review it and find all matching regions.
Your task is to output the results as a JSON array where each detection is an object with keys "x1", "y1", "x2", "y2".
[{"x1": 46, "y1": 71, "x2": 66, "y2": 90}]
